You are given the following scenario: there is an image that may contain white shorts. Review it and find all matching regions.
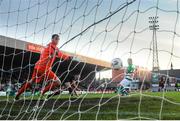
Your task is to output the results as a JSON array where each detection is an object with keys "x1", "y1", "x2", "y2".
[{"x1": 120, "y1": 78, "x2": 131, "y2": 87}]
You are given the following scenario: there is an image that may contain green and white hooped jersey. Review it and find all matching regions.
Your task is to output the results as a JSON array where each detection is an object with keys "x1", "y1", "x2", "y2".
[{"x1": 127, "y1": 64, "x2": 135, "y2": 73}]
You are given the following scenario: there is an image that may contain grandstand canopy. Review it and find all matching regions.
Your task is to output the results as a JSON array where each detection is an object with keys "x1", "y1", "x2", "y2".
[{"x1": 0, "y1": 35, "x2": 111, "y2": 81}]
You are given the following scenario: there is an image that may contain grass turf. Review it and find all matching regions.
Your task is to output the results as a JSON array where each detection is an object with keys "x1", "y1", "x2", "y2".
[{"x1": 0, "y1": 92, "x2": 180, "y2": 120}]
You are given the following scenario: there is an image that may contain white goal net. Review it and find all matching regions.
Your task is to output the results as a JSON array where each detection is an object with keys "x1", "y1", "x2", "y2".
[{"x1": 0, "y1": 0, "x2": 180, "y2": 120}]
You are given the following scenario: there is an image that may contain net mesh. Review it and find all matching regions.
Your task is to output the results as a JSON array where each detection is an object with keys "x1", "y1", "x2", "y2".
[{"x1": 0, "y1": 0, "x2": 180, "y2": 120}]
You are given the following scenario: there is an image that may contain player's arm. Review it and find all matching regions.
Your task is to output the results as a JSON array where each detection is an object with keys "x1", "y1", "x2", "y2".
[{"x1": 57, "y1": 50, "x2": 72, "y2": 60}]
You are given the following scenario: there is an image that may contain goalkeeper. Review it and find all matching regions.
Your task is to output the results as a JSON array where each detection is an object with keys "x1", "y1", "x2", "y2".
[
  {"x1": 15, "y1": 34, "x2": 72, "y2": 100},
  {"x1": 117, "y1": 58, "x2": 136, "y2": 96}
]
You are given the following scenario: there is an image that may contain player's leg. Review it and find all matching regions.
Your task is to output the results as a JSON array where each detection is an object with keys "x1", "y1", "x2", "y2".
[
  {"x1": 71, "y1": 80, "x2": 79, "y2": 96},
  {"x1": 46, "y1": 80, "x2": 65, "y2": 99},
  {"x1": 47, "y1": 81, "x2": 74, "y2": 99},
  {"x1": 46, "y1": 73, "x2": 75, "y2": 99},
  {"x1": 119, "y1": 78, "x2": 130, "y2": 96},
  {"x1": 117, "y1": 79, "x2": 128, "y2": 95},
  {"x1": 15, "y1": 69, "x2": 41, "y2": 100},
  {"x1": 15, "y1": 81, "x2": 32, "y2": 100},
  {"x1": 122, "y1": 87, "x2": 128, "y2": 96},
  {"x1": 64, "y1": 82, "x2": 73, "y2": 95},
  {"x1": 46, "y1": 89, "x2": 62, "y2": 99},
  {"x1": 47, "y1": 80, "x2": 73, "y2": 99},
  {"x1": 41, "y1": 70, "x2": 61, "y2": 95},
  {"x1": 117, "y1": 85, "x2": 128, "y2": 96}
]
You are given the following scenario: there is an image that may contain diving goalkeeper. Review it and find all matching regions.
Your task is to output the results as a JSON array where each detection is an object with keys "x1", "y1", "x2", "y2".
[{"x1": 15, "y1": 34, "x2": 72, "y2": 100}]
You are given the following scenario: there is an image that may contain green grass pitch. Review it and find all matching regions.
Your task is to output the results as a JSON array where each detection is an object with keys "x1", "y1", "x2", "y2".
[{"x1": 0, "y1": 92, "x2": 180, "y2": 120}]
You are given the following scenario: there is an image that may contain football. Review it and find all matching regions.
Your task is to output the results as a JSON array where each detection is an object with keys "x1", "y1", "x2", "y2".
[{"x1": 111, "y1": 58, "x2": 123, "y2": 70}]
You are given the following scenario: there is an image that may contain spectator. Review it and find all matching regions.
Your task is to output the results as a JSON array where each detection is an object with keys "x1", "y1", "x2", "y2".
[{"x1": 158, "y1": 76, "x2": 164, "y2": 92}]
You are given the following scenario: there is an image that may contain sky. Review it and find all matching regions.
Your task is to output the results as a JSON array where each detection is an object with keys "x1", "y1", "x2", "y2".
[{"x1": 0, "y1": 0, "x2": 180, "y2": 72}]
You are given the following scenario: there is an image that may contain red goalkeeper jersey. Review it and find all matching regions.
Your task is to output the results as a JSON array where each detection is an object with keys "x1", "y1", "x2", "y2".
[{"x1": 35, "y1": 42, "x2": 70, "y2": 70}]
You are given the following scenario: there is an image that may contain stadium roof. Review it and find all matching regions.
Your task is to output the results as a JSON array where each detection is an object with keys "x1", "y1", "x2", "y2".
[{"x1": 0, "y1": 35, "x2": 111, "y2": 76}]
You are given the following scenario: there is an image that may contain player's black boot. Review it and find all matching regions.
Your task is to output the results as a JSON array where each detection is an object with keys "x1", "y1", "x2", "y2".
[
  {"x1": 14, "y1": 95, "x2": 20, "y2": 101},
  {"x1": 47, "y1": 90, "x2": 62, "y2": 99}
]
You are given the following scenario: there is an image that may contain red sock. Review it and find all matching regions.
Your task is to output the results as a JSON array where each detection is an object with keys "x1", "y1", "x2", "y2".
[
  {"x1": 16, "y1": 82, "x2": 31, "y2": 97},
  {"x1": 41, "y1": 82, "x2": 59, "y2": 95}
]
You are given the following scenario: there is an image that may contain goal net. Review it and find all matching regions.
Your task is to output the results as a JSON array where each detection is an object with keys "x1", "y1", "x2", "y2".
[{"x1": 0, "y1": 0, "x2": 180, "y2": 120}]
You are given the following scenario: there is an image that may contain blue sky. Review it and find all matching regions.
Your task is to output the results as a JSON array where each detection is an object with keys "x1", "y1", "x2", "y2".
[{"x1": 0, "y1": 0, "x2": 180, "y2": 70}]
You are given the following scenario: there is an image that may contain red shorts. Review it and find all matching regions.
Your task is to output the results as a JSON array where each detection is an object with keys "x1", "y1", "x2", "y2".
[{"x1": 31, "y1": 68, "x2": 59, "y2": 83}]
